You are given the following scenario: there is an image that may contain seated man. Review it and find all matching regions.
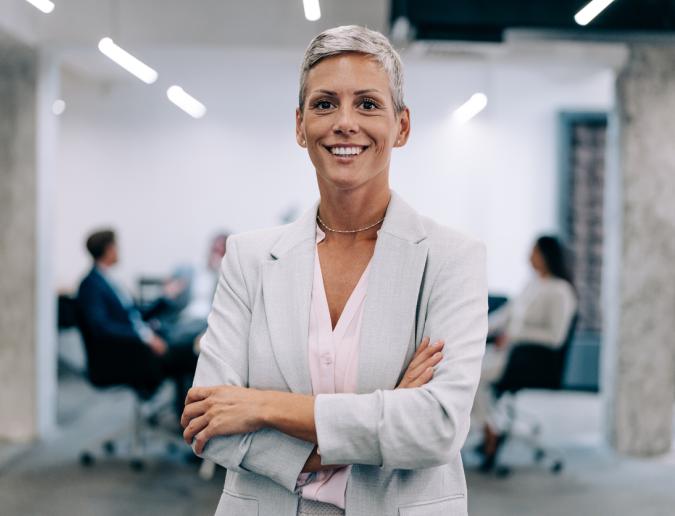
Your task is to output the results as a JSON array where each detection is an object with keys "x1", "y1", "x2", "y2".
[{"x1": 76, "y1": 229, "x2": 198, "y2": 416}]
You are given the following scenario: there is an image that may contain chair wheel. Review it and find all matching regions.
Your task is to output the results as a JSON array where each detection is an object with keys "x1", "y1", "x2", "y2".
[
  {"x1": 103, "y1": 441, "x2": 116, "y2": 455},
  {"x1": 534, "y1": 449, "x2": 545, "y2": 462},
  {"x1": 551, "y1": 461, "x2": 564, "y2": 474},
  {"x1": 80, "y1": 452, "x2": 95, "y2": 467},
  {"x1": 130, "y1": 459, "x2": 145, "y2": 472}
]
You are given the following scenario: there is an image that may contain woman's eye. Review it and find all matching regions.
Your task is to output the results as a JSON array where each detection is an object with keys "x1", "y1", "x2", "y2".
[
  {"x1": 315, "y1": 100, "x2": 333, "y2": 110},
  {"x1": 361, "y1": 99, "x2": 378, "y2": 110}
]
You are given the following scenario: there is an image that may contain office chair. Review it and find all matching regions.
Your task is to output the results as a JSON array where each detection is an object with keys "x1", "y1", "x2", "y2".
[
  {"x1": 74, "y1": 305, "x2": 185, "y2": 471},
  {"x1": 489, "y1": 314, "x2": 579, "y2": 477}
]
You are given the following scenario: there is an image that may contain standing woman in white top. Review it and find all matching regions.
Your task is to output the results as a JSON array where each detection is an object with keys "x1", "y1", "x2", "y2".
[
  {"x1": 472, "y1": 235, "x2": 577, "y2": 466},
  {"x1": 181, "y1": 25, "x2": 488, "y2": 516}
]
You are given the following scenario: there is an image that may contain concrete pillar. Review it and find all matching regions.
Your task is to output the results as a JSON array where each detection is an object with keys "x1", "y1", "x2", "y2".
[
  {"x1": 603, "y1": 44, "x2": 675, "y2": 456},
  {"x1": 0, "y1": 36, "x2": 58, "y2": 441}
]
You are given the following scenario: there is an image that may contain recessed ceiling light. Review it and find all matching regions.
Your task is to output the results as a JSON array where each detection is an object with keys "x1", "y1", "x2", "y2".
[
  {"x1": 453, "y1": 93, "x2": 488, "y2": 125},
  {"x1": 574, "y1": 0, "x2": 616, "y2": 26},
  {"x1": 303, "y1": 0, "x2": 321, "y2": 21},
  {"x1": 24, "y1": 0, "x2": 54, "y2": 14},
  {"x1": 166, "y1": 86, "x2": 207, "y2": 119},
  {"x1": 97, "y1": 37, "x2": 158, "y2": 84},
  {"x1": 52, "y1": 99, "x2": 66, "y2": 115}
]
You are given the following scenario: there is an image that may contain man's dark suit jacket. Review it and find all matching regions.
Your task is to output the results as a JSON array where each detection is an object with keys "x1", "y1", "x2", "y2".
[{"x1": 76, "y1": 266, "x2": 165, "y2": 392}]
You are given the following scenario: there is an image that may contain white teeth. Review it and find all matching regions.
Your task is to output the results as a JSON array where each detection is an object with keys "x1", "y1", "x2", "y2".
[{"x1": 330, "y1": 146, "x2": 364, "y2": 156}]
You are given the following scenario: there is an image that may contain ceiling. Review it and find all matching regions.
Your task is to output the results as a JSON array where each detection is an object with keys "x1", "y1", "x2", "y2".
[
  {"x1": 0, "y1": 0, "x2": 389, "y2": 48},
  {"x1": 0, "y1": 0, "x2": 630, "y2": 85},
  {"x1": 391, "y1": 0, "x2": 675, "y2": 42}
]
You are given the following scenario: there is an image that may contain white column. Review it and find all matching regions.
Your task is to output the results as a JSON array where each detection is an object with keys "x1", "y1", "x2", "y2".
[
  {"x1": 0, "y1": 38, "x2": 59, "y2": 441},
  {"x1": 603, "y1": 44, "x2": 675, "y2": 455}
]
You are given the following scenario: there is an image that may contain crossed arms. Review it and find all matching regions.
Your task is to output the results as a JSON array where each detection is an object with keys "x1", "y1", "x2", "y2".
[{"x1": 180, "y1": 236, "x2": 487, "y2": 492}]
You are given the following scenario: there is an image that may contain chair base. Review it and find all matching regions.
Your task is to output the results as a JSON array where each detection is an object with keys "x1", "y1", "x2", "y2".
[
  {"x1": 79, "y1": 386, "x2": 187, "y2": 471},
  {"x1": 477, "y1": 393, "x2": 566, "y2": 477}
]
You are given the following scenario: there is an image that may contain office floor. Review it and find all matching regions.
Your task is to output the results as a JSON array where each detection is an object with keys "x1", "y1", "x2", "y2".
[{"x1": 1, "y1": 370, "x2": 674, "y2": 516}]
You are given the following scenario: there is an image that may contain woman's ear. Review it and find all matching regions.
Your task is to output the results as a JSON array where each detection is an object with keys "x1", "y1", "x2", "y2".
[
  {"x1": 296, "y1": 108, "x2": 306, "y2": 147},
  {"x1": 395, "y1": 107, "x2": 411, "y2": 147}
]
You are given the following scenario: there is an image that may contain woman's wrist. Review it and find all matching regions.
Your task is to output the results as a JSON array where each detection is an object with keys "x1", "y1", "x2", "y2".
[
  {"x1": 258, "y1": 390, "x2": 283, "y2": 428},
  {"x1": 258, "y1": 390, "x2": 318, "y2": 443}
]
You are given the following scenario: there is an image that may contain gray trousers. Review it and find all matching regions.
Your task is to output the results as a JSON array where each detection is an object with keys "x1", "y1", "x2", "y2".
[{"x1": 297, "y1": 498, "x2": 345, "y2": 515}]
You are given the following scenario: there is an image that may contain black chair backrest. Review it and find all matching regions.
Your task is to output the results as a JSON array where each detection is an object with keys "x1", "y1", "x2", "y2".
[
  {"x1": 58, "y1": 294, "x2": 79, "y2": 329},
  {"x1": 556, "y1": 312, "x2": 579, "y2": 388},
  {"x1": 488, "y1": 295, "x2": 509, "y2": 314},
  {"x1": 73, "y1": 297, "x2": 161, "y2": 399},
  {"x1": 72, "y1": 300, "x2": 104, "y2": 385},
  {"x1": 495, "y1": 312, "x2": 580, "y2": 394}
]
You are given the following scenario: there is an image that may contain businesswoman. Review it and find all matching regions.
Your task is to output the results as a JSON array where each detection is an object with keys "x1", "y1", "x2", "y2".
[
  {"x1": 472, "y1": 236, "x2": 577, "y2": 468},
  {"x1": 181, "y1": 25, "x2": 488, "y2": 516}
]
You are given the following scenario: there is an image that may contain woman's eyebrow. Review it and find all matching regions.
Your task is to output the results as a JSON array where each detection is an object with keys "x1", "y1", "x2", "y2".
[
  {"x1": 310, "y1": 88, "x2": 383, "y2": 96},
  {"x1": 354, "y1": 89, "x2": 382, "y2": 95},
  {"x1": 312, "y1": 89, "x2": 338, "y2": 96}
]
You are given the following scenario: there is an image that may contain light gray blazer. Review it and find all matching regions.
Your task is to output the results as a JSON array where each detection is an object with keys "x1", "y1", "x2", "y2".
[{"x1": 193, "y1": 192, "x2": 488, "y2": 516}]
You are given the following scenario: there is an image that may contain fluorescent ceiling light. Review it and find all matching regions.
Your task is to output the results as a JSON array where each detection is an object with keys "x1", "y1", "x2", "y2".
[
  {"x1": 97, "y1": 37, "x2": 158, "y2": 84},
  {"x1": 574, "y1": 0, "x2": 616, "y2": 26},
  {"x1": 166, "y1": 86, "x2": 207, "y2": 119},
  {"x1": 453, "y1": 93, "x2": 488, "y2": 125},
  {"x1": 24, "y1": 0, "x2": 54, "y2": 14},
  {"x1": 303, "y1": 0, "x2": 321, "y2": 21},
  {"x1": 52, "y1": 99, "x2": 66, "y2": 115}
]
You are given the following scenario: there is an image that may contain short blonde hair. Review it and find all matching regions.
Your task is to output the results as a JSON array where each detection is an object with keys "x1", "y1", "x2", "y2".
[{"x1": 299, "y1": 25, "x2": 406, "y2": 113}]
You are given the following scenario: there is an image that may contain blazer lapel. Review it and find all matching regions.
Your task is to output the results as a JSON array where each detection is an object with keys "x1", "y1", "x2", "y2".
[
  {"x1": 261, "y1": 205, "x2": 317, "y2": 394},
  {"x1": 261, "y1": 193, "x2": 429, "y2": 394},
  {"x1": 357, "y1": 193, "x2": 429, "y2": 393}
]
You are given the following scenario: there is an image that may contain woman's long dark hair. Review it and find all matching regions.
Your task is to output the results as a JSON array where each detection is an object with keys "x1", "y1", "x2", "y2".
[{"x1": 535, "y1": 235, "x2": 574, "y2": 286}]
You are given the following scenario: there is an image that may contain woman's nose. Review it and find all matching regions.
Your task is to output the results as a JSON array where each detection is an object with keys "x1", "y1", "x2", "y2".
[{"x1": 332, "y1": 106, "x2": 359, "y2": 135}]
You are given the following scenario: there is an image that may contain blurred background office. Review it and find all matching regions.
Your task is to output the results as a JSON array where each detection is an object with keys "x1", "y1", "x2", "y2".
[{"x1": 1, "y1": 1, "x2": 674, "y2": 515}]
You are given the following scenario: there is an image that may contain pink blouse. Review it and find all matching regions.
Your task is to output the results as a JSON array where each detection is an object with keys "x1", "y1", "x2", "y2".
[{"x1": 297, "y1": 226, "x2": 372, "y2": 509}]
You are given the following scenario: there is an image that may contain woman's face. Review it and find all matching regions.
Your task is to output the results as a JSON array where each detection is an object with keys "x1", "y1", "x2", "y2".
[
  {"x1": 530, "y1": 245, "x2": 548, "y2": 276},
  {"x1": 296, "y1": 53, "x2": 410, "y2": 192}
]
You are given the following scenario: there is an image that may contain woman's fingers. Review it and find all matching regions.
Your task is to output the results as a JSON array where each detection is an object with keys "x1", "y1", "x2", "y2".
[
  {"x1": 408, "y1": 366, "x2": 434, "y2": 388},
  {"x1": 398, "y1": 340, "x2": 445, "y2": 388},
  {"x1": 408, "y1": 336, "x2": 430, "y2": 366},
  {"x1": 408, "y1": 349, "x2": 444, "y2": 382},
  {"x1": 180, "y1": 399, "x2": 209, "y2": 428},
  {"x1": 184, "y1": 386, "x2": 213, "y2": 406},
  {"x1": 193, "y1": 426, "x2": 215, "y2": 455},
  {"x1": 407, "y1": 340, "x2": 444, "y2": 377},
  {"x1": 183, "y1": 414, "x2": 209, "y2": 446},
  {"x1": 406, "y1": 337, "x2": 435, "y2": 372}
]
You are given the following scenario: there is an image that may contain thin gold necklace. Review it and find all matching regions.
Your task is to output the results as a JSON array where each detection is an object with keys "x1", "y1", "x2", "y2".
[{"x1": 316, "y1": 212, "x2": 385, "y2": 234}]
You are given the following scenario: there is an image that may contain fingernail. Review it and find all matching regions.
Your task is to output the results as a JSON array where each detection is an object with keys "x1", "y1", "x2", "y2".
[{"x1": 433, "y1": 352, "x2": 442, "y2": 359}]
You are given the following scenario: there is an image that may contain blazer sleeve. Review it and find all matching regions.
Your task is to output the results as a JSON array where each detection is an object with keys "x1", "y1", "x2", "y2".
[
  {"x1": 192, "y1": 236, "x2": 314, "y2": 492},
  {"x1": 314, "y1": 240, "x2": 488, "y2": 469}
]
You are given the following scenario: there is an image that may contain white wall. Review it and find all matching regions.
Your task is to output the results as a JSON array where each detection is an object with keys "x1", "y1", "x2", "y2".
[{"x1": 54, "y1": 47, "x2": 614, "y2": 295}]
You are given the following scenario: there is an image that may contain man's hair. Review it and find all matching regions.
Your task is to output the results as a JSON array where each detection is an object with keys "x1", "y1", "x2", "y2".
[
  {"x1": 298, "y1": 25, "x2": 406, "y2": 114},
  {"x1": 85, "y1": 229, "x2": 116, "y2": 260}
]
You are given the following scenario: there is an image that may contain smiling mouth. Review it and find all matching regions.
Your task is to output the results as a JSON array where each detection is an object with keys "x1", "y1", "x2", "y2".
[{"x1": 323, "y1": 145, "x2": 369, "y2": 158}]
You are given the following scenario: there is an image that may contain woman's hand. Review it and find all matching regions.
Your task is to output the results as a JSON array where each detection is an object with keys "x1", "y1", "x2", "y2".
[
  {"x1": 396, "y1": 336, "x2": 445, "y2": 389},
  {"x1": 495, "y1": 333, "x2": 509, "y2": 350},
  {"x1": 181, "y1": 385, "x2": 268, "y2": 454}
]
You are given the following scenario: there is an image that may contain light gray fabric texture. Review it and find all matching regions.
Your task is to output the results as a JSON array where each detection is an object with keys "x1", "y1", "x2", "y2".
[
  {"x1": 193, "y1": 192, "x2": 488, "y2": 516},
  {"x1": 297, "y1": 498, "x2": 345, "y2": 515}
]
